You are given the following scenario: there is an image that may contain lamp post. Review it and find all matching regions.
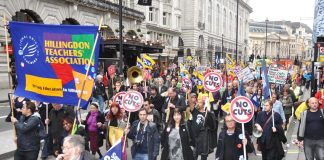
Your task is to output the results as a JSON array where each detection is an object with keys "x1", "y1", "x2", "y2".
[
  {"x1": 277, "y1": 34, "x2": 280, "y2": 60},
  {"x1": 222, "y1": 34, "x2": 224, "y2": 58},
  {"x1": 235, "y1": 0, "x2": 239, "y2": 63},
  {"x1": 119, "y1": 0, "x2": 124, "y2": 73},
  {"x1": 265, "y1": 18, "x2": 269, "y2": 58}
]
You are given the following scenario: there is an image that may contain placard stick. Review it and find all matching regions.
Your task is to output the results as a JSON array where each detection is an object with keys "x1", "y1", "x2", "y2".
[
  {"x1": 242, "y1": 123, "x2": 247, "y2": 160},
  {"x1": 76, "y1": 17, "x2": 103, "y2": 119},
  {"x1": 123, "y1": 111, "x2": 131, "y2": 151}
]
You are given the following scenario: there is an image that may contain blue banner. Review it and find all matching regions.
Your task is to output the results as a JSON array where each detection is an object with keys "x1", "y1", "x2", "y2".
[
  {"x1": 101, "y1": 138, "x2": 122, "y2": 160},
  {"x1": 10, "y1": 22, "x2": 99, "y2": 107},
  {"x1": 261, "y1": 59, "x2": 271, "y2": 99}
]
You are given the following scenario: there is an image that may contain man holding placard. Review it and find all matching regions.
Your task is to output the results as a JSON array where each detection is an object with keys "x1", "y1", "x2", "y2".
[
  {"x1": 255, "y1": 100, "x2": 286, "y2": 160},
  {"x1": 215, "y1": 114, "x2": 253, "y2": 160}
]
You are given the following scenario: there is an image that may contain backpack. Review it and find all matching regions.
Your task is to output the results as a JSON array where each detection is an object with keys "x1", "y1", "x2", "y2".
[{"x1": 38, "y1": 119, "x2": 47, "y2": 140}]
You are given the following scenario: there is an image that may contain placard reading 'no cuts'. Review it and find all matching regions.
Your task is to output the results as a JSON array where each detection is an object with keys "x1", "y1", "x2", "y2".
[
  {"x1": 182, "y1": 77, "x2": 192, "y2": 92},
  {"x1": 203, "y1": 72, "x2": 223, "y2": 92},
  {"x1": 230, "y1": 96, "x2": 254, "y2": 123},
  {"x1": 122, "y1": 91, "x2": 144, "y2": 112},
  {"x1": 113, "y1": 92, "x2": 126, "y2": 108}
]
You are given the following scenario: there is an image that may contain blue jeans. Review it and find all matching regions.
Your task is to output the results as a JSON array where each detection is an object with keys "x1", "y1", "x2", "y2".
[
  {"x1": 92, "y1": 96, "x2": 104, "y2": 113},
  {"x1": 133, "y1": 153, "x2": 148, "y2": 160}
]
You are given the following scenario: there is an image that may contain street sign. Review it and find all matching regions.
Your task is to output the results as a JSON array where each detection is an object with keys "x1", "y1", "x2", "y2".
[
  {"x1": 203, "y1": 72, "x2": 223, "y2": 92},
  {"x1": 113, "y1": 92, "x2": 126, "y2": 108},
  {"x1": 122, "y1": 91, "x2": 143, "y2": 112},
  {"x1": 230, "y1": 96, "x2": 254, "y2": 123},
  {"x1": 182, "y1": 77, "x2": 192, "y2": 92}
]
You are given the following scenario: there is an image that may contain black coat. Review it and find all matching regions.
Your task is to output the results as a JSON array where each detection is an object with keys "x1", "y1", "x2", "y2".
[
  {"x1": 215, "y1": 128, "x2": 254, "y2": 160},
  {"x1": 189, "y1": 110, "x2": 218, "y2": 155},
  {"x1": 127, "y1": 120, "x2": 160, "y2": 160},
  {"x1": 161, "y1": 123, "x2": 194, "y2": 160},
  {"x1": 15, "y1": 115, "x2": 41, "y2": 151},
  {"x1": 84, "y1": 112, "x2": 105, "y2": 147},
  {"x1": 150, "y1": 94, "x2": 165, "y2": 114}
]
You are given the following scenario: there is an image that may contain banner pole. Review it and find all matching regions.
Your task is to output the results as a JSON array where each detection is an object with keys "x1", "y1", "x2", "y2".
[
  {"x1": 122, "y1": 111, "x2": 131, "y2": 151},
  {"x1": 46, "y1": 103, "x2": 49, "y2": 134},
  {"x1": 3, "y1": 14, "x2": 13, "y2": 91},
  {"x1": 3, "y1": 15, "x2": 17, "y2": 147},
  {"x1": 144, "y1": 80, "x2": 147, "y2": 98},
  {"x1": 76, "y1": 17, "x2": 103, "y2": 117},
  {"x1": 242, "y1": 123, "x2": 247, "y2": 160}
]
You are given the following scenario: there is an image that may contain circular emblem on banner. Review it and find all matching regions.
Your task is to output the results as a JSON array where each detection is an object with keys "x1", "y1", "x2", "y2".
[
  {"x1": 18, "y1": 35, "x2": 40, "y2": 64},
  {"x1": 203, "y1": 72, "x2": 223, "y2": 92},
  {"x1": 113, "y1": 92, "x2": 126, "y2": 108},
  {"x1": 181, "y1": 77, "x2": 192, "y2": 92},
  {"x1": 122, "y1": 91, "x2": 143, "y2": 112},
  {"x1": 230, "y1": 96, "x2": 254, "y2": 123}
]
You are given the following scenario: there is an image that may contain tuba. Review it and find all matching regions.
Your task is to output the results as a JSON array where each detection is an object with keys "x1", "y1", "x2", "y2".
[{"x1": 127, "y1": 66, "x2": 143, "y2": 84}]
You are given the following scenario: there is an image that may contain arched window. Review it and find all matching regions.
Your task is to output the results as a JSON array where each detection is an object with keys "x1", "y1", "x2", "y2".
[
  {"x1": 208, "y1": 0, "x2": 212, "y2": 32},
  {"x1": 230, "y1": 12, "x2": 233, "y2": 39},
  {"x1": 198, "y1": 35, "x2": 204, "y2": 49}
]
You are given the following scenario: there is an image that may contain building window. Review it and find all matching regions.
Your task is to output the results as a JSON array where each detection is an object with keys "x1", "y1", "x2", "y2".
[
  {"x1": 223, "y1": 9, "x2": 227, "y2": 36},
  {"x1": 216, "y1": 4, "x2": 220, "y2": 35},
  {"x1": 208, "y1": 0, "x2": 212, "y2": 32},
  {"x1": 176, "y1": 16, "x2": 181, "y2": 29},
  {"x1": 229, "y1": 12, "x2": 232, "y2": 39},
  {"x1": 149, "y1": 7, "x2": 153, "y2": 22},
  {"x1": 155, "y1": 9, "x2": 159, "y2": 22},
  {"x1": 163, "y1": 12, "x2": 167, "y2": 25}
]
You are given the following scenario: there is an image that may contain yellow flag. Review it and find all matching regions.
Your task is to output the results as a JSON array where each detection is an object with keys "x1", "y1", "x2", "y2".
[
  {"x1": 108, "y1": 126, "x2": 124, "y2": 146},
  {"x1": 221, "y1": 103, "x2": 231, "y2": 113},
  {"x1": 226, "y1": 54, "x2": 235, "y2": 69},
  {"x1": 187, "y1": 56, "x2": 193, "y2": 61},
  {"x1": 136, "y1": 57, "x2": 145, "y2": 69},
  {"x1": 208, "y1": 92, "x2": 214, "y2": 102},
  {"x1": 143, "y1": 54, "x2": 155, "y2": 66}
]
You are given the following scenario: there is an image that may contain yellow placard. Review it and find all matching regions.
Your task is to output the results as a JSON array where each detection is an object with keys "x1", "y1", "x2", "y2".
[
  {"x1": 25, "y1": 74, "x2": 63, "y2": 97},
  {"x1": 109, "y1": 126, "x2": 124, "y2": 146},
  {"x1": 320, "y1": 56, "x2": 324, "y2": 63}
]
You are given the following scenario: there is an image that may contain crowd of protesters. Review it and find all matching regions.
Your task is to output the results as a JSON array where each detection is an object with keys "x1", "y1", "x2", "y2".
[{"x1": 5, "y1": 61, "x2": 324, "y2": 160}]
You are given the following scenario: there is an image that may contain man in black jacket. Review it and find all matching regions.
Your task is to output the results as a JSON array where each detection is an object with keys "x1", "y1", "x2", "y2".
[
  {"x1": 190, "y1": 99, "x2": 217, "y2": 160},
  {"x1": 11, "y1": 101, "x2": 41, "y2": 160},
  {"x1": 215, "y1": 114, "x2": 253, "y2": 160},
  {"x1": 126, "y1": 108, "x2": 160, "y2": 160},
  {"x1": 150, "y1": 86, "x2": 164, "y2": 114}
]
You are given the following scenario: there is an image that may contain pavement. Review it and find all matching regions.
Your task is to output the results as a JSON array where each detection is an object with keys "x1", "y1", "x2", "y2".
[{"x1": 0, "y1": 86, "x2": 310, "y2": 160}]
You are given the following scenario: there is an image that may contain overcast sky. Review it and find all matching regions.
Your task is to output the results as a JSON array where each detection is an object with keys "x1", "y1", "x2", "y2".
[{"x1": 249, "y1": 0, "x2": 315, "y2": 29}]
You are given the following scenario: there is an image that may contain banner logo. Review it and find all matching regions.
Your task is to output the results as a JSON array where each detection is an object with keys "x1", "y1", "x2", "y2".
[{"x1": 19, "y1": 35, "x2": 39, "y2": 64}]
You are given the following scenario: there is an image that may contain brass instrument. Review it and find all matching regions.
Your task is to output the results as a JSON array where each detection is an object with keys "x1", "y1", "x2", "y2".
[{"x1": 127, "y1": 66, "x2": 143, "y2": 84}]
